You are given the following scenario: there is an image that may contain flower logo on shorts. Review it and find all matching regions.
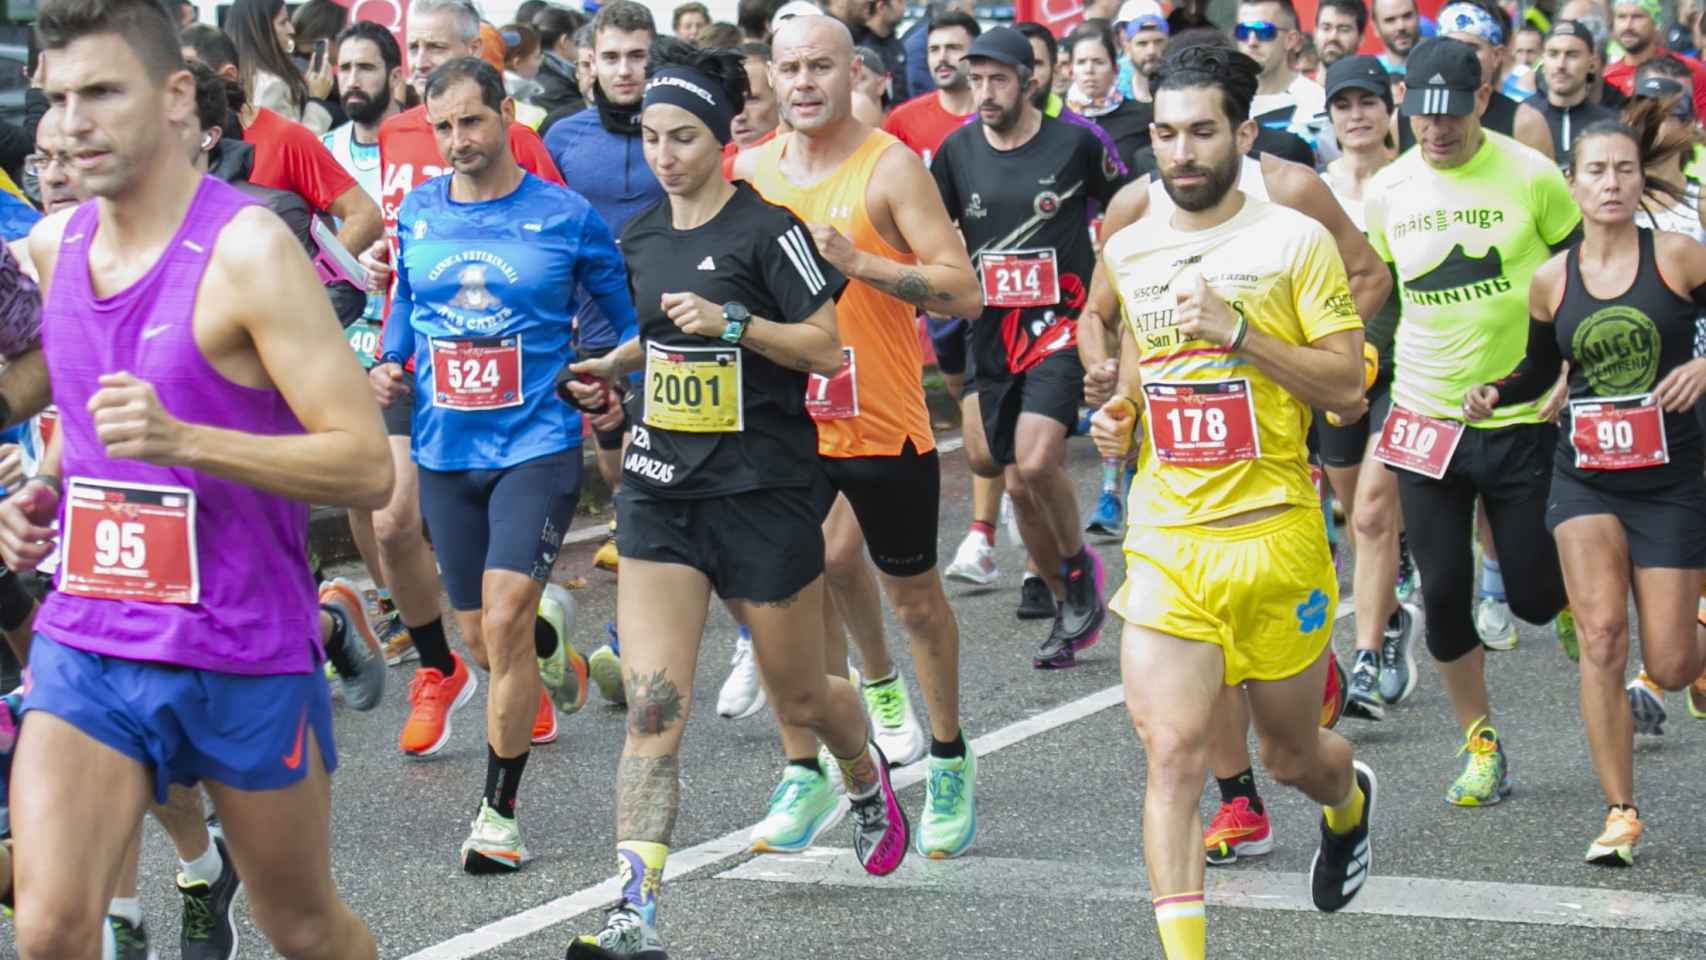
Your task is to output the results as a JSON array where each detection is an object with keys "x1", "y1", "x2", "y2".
[{"x1": 1296, "y1": 589, "x2": 1330, "y2": 634}]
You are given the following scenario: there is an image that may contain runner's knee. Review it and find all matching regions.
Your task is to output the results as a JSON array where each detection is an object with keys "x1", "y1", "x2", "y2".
[
  {"x1": 14, "y1": 899, "x2": 106, "y2": 960},
  {"x1": 1256, "y1": 734, "x2": 1317, "y2": 789},
  {"x1": 371, "y1": 500, "x2": 424, "y2": 551},
  {"x1": 249, "y1": 899, "x2": 349, "y2": 960},
  {"x1": 1575, "y1": 611, "x2": 1629, "y2": 672}
]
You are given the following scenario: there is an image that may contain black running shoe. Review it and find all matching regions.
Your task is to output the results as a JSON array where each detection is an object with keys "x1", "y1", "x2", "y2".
[
  {"x1": 1055, "y1": 549, "x2": 1106, "y2": 653},
  {"x1": 1034, "y1": 610, "x2": 1076, "y2": 669},
  {"x1": 108, "y1": 915, "x2": 153, "y2": 960},
  {"x1": 1310, "y1": 760, "x2": 1376, "y2": 913},
  {"x1": 179, "y1": 837, "x2": 241, "y2": 960},
  {"x1": 1344, "y1": 650, "x2": 1385, "y2": 722},
  {"x1": 1015, "y1": 575, "x2": 1055, "y2": 620}
]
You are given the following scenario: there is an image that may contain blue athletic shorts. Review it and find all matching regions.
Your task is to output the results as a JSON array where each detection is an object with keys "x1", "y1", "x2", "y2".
[{"x1": 21, "y1": 633, "x2": 337, "y2": 803}]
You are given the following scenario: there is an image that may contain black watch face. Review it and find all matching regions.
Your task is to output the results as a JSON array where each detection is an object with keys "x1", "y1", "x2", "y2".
[{"x1": 726, "y1": 302, "x2": 751, "y2": 323}]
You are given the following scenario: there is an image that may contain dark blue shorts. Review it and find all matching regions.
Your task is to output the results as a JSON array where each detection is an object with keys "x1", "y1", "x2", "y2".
[
  {"x1": 926, "y1": 316, "x2": 968, "y2": 377},
  {"x1": 418, "y1": 449, "x2": 582, "y2": 611},
  {"x1": 21, "y1": 633, "x2": 337, "y2": 803}
]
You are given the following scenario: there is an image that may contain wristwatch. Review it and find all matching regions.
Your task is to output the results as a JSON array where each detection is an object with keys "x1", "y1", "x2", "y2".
[{"x1": 720, "y1": 302, "x2": 751, "y2": 345}]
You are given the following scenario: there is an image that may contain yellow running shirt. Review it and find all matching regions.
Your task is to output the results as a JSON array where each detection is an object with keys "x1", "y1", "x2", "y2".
[{"x1": 1103, "y1": 195, "x2": 1362, "y2": 526}]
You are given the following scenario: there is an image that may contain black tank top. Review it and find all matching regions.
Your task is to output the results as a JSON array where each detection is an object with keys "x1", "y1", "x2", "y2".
[
  {"x1": 1523, "y1": 96, "x2": 1618, "y2": 163},
  {"x1": 1554, "y1": 227, "x2": 1703, "y2": 490}
]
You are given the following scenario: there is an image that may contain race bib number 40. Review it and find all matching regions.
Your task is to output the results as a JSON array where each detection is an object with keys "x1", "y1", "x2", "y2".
[
  {"x1": 644, "y1": 342, "x2": 743, "y2": 433},
  {"x1": 431, "y1": 336, "x2": 523, "y2": 411},
  {"x1": 346, "y1": 321, "x2": 381, "y2": 369},
  {"x1": 1372, "y1": 407, "x2": 1465, "y2": 479},
  {"x1": 980, "y1": 249, "x2": 1060, "y2": 309},
  {"x1": 806, "y1": 347, "x2": 858, "y2": 421},
  {"x1": 1570, "y1": 394, "x2": 1668, "y2": 470},
  {"x1": 1142, "y1": 379, "x2": 1260, "y2": 466},
  {"x1": 61, "y1": 479, "x2": 198, "y2": 605}
]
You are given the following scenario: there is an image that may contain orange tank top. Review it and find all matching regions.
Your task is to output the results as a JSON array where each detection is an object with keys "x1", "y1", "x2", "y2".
[{"x1": 746, "y1": 130, "x2": 935, "y2": 459}]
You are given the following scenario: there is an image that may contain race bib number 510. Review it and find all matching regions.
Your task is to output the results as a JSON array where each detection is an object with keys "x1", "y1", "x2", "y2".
[
  {"x1": 1372, "y1": 407, "x2": 1465, "y2": 479},
  {"x1": 61, "y1": 478, "x2": 198, "y2": 605},
  {"x1": 1142, "y1": 379, "x2": 1260, "y2": 466}
]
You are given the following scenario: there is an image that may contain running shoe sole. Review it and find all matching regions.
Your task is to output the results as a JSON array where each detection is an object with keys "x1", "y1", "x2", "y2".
[
  {"x1": 854, "y1": 746, "x2": 911, "y2": 877},
  {"x1": 1690, "y1": 686, "x2": 1706, "y2": 720},
  {"x1": 1310, "y1": 760, "x2": 1377, "y2": 912},
  {"x1": 750, "y1": 797, "x2": 849, "y2": 854},
  {"x1": 1206, "y1": 831, "x2": 1274, "y2": 866},
  {"x1": 1344, "y1": 693, "x2": 1385, "y2": 722},
  {"x1": 320, "y1": 579, "x2": 385, "y2": 710},
  {"x1": 404, "y1": 669, "x2": 478, "y2": 759},
  {"x1": 720, "y1": 685, "x2": 769, "y2": 721},
  {"x1": 1586, "y1": 839, "x2": 1636, "y2": 867},
  {"x1": 1389, "y1": 604, "x2": 1421, "y2": 705},
  {"x1": 462, "y1": 846, "x2": 528, "y2": 874},
  {"x1": 944, "y1": 559, "x2": 999, "y2": 586},
  {"x1": 588, "y1": 645, "x2": 626, "y2": 705},
  {"x1": 1628, "y1": 680, "x2": 1666, "y2": 736}
]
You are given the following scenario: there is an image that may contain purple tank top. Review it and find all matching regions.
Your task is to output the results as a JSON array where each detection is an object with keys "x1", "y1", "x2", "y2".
[{"x1": 34, "y1": 176, "x2": 317, "y2": 675}]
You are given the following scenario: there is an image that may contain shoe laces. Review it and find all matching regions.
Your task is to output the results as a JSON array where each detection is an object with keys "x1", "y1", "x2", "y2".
[
  {"x1": 866, "y1": 680, "x2": 907, "y2": 729},
  {"x1": 1458, "y1": 726, "x2": 1500, "y2": 763},
  {"x1": 178, "y1": 880, "x2": 216, "y2": 940},
  {"x1": 108, "y1": 917, "x2": 148, "y2": 951},
  {"x1": 926, "y1": 764, "x2": 965, "y2": 816},
  {"x1": 1351, "y1": 652, "x2": 1379, "y2": 683},
  {"x1": 728, "y1": 636, "x2": 754, "y2": 669},
  {"x1": 406, "y1": 667, "x2": 450, "y2": 716},
  {"x1": 598, "y1": 906, "x2": 647, "y2": 947},
  {"x1": 1208, "y1": 797, "x2": 1260, "y2": 834},
  {"x1": 851, "y1": 788, "x2": 889, "y2": 832}
]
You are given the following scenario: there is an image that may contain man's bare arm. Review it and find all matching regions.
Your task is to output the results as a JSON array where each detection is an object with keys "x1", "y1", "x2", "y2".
[
  {"x1": 326, "y1": 184, "x2": 384, "y2": 254},
  {"x1": 1082, "y1": 177, "x2": 1152, "y2": 374},
  {"x1": 855, "y1": 145, "x2": 983, "y2": 317}
]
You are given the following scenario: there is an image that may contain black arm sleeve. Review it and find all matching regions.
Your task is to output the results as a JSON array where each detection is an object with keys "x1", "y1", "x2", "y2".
[
  {"x1": 1549, "y1": 222, "x2": 1584, "y2": 254},
  {"x1": 1488, "y1": 316, "x2": 1565, "y2": 405}
]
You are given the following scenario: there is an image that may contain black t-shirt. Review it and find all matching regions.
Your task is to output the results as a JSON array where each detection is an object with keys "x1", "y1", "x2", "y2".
[
  {"x1": 1519, "y1": 94, "x2": 1618, "y2": 162},
  {"x1": 932, "y1": 115, "x2": 1129, "y2": 380},
  {"x1": 1091, "y1": 99, "x2": 1154, "y2": 172},
  {"x1": 618, "y1": 183, "x2": 847, "y2": 498},
  {"x1": 1400, "y1": 91, "x2": 1518, "y2": 152}
]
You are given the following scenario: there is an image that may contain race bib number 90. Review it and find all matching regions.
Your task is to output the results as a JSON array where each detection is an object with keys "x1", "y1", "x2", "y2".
[
  {"x1": 1142, "y1": 379, "x2": 1260, "y2": 466},
  {"x1": 1570, "y1": 394, "x2": 1668, "y2": 471},
  {"x1": 431, "y1": 336, "x2": 523, "y2": 411},
  {"x1": 61, "y1": 478, "x2": 198, "y2": 605},
  {"x1": 644, "y1": 342, "x2": 744, "y2": 433},
  {"x1": 1372, "y1": 406, "x2": 1466, "y2": 479},
  {"x1": 980, "y1": 249, "x2": 1060, "y2": 309}
]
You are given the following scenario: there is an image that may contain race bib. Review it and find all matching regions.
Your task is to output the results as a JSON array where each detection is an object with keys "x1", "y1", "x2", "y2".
[
  {"x1": 346, "y1": 321, "x2": 381, "y2": 369},
  {"x1": 1570, "y1": 394, "x2": 1668, "y2": 471},
  {"x1": 1373, "y1": 406, "x2": 1465, "y2": 480},
  {"x1": 430, "y1": 336, "x2": 523, "y2": 411},
  {"x1": 644, "y1": 342, "x2": 743, "y2": 433},
  {"x1": 1142, "y1": 379, "x2": 1260, "y2": 466},
  {"x1": 980, "y1": 249, "x2": 1060, "y2": 309},
  {"x1": 61, "y1": 479, "x2": 198, "y2": 605},
  {"x1": 805, "y1": 347, "x2": 858, "y2": 421}
]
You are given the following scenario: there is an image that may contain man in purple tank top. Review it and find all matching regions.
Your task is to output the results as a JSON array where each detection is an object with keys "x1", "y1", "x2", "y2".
[{"x1": 0, "y1": 1, "x2": 392, "y2": 957}]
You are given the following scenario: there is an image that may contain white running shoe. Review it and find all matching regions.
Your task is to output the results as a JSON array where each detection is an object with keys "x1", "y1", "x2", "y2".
[
  {"x1": 861, "y1": 673, "x2": 928, "y2": 767},
  {"x1": 716, "y1": 629, "x2": 768, "y2": 720},
  {"x1": 1000, "y1": 492, "x2": 1021, "y2": 546},
  {"x1": 943, "y1": 530, "x2": 998, "y2": 585},
  {"x1": 1475, "y1": 596, "x2": 1518, "y2": 651}
]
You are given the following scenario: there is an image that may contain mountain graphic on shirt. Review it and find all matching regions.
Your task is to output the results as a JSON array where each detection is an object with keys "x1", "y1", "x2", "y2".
[{"x1": 1408, "y1": 244, "x2": 1505, "y2": 292}]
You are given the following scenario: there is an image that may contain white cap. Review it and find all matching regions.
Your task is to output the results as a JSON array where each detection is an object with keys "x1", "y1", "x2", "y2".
[
  {"x1": 771, "y1": 0, "x2": 824, "y2": 31},
  {"x1": 1116, "y1": 0, "x2": 1167, "y2": 23}
]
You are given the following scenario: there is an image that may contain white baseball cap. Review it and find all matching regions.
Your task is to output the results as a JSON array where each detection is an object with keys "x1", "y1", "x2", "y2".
[{"x1": 771, "y1": 0, "x2": 824, "y2": 31}]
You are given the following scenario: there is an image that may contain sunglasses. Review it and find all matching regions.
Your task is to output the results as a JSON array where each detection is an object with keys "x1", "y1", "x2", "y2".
[{"x1": 1234, "y1": 20, "x2": 1281, "y2": 41}]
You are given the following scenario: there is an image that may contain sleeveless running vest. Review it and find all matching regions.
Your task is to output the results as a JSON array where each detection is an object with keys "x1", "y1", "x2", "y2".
[
  {"x1": 747, "y1": 129, "x2": 935, "y2": 459},
  {"x1": 35, "y1": 177, "x2": 318, "y2": 675}
]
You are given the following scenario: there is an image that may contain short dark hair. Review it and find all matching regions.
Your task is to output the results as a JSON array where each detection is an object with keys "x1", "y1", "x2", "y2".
[
  {"x1": 1636, "y1": 54, "x2": 1692, "y2": 82},
  {"x1": 515, "y1": 0, "x2": 551, "y2": 26},
  {"x1": 648, "y1": 37, "x2": 750, "y2": 115},
  {"x1": 425, "y1": 55, "x2": 506, "y2": 111},
  {"x1": 1154, "y1": 37, "x2": 1261, "y2": 124},
  {"x1": 928, "y1": 10, "x2": 981, "y2": 39},
  {"x1": 592, "y1": 0, "x2": 658, "y2": 43},
  {"x1": 1316, "y1": 0, "x2": 1368, "y2": 33},
  {"x1": 673, "y1": 1, "x2": 710, "y2": 30},
  {"x1": 1013, "y1": 20, "x2": 1058, "y2": 65},
  {"x1": 336, "y1": 20, "x2": 401, "y2": 74},
  {"x1": 533, "y1": 5, "x2": 585, "y2": 50},
  {"x1": 291, "y1": 0, "x2": 348, "y2": 52},
  {"x1": 181, "y1": 22, "x2": 238, "y2": 71},
  {"x1": 695, "y1": 21, "x2": 744, "y2": 48},
  {"x1": 34, "y1": 0, "x2": 186, "y2": 81},
  {"x1": 741, "y1": 40, "x2": 772, "y2": 60},
  {"x1": 1063, "y1": 20, "x2": 1119, "y2": 64},
  {"x1": 737, "y1": 0, "x2": 778, "y2": 39},
  {"x1": 1240, "y1": 0, "x2": 1300, "y2": 29}
]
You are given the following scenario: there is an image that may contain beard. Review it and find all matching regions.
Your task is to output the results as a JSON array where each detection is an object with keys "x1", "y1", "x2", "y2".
[
  {"x1": 981, "y1": 96, "x2": 1024, "y2": 133},
  {"x1": 1030, "y1": 84, "x2": 1049, "y2": 110},
  {"x1": 344, "y1": 84, "x2": 392, "y2": 125},
  {"x1": 1159, "y1": 147, "x2": 1241, "y2": 212}
]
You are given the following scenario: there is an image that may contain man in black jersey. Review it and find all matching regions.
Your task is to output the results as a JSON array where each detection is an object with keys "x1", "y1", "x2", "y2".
[
  {"x1": 930, "y1": 26, "x2": 1127, "y2": 668},
  {"x1": 1514, "y1": 19, "x2": 1617, "y2": 160}
]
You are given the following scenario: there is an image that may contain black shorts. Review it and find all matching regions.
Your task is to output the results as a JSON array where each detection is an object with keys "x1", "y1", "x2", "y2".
[
  {"x1": 976, "y1": 350, "x2": 1084, "y2": 465},
  {"x1": 819, "y1": 439, "x2": 941, "y2": 577},
  {"x1": 577, "y1": 343, "x2": 631, "y2": 451},
  {"x1": 617, "y1": 478, "x2": 828, "y2": 603},
  {"x1": 417, "y1": 450, "x2": 581, "y2": 611},
  {"x1": 1546, "y1": 471, "x2": 1706, "y2": 569},
  {"x1": 1317, "y1": 380, "x2": 1393, "y2": 469},
  {"x1": 927, "y1": 316, "x2": 968, "y2": 377},
  {"x1": 383, "y1": 386, "x2": 414, "y2": 437}
]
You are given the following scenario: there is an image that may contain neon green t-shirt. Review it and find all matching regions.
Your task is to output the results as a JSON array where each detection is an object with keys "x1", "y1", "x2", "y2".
[{"x1": 1365, "y1": 131, "x2": 1581, "y2": 428}]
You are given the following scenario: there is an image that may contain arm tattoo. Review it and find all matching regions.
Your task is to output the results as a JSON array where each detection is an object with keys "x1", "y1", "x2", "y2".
[
  {"x1": 615, "y1": 754, "x2": 680, "y2": 843},
  {"x1": 626, "y1": 669, "x2": 685, "y2": 735},
  {"x1": 872, "y1": 268, "x2": 950, "y2": 308}
]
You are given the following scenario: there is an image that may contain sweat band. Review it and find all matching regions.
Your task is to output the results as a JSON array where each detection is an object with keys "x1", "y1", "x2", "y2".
[{"x1": 642, "y1": 66, "x2": 735, "y2": 145}]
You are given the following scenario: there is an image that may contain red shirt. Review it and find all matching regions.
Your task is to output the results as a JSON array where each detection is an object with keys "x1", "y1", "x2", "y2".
[
  {"x1": 243, "y1": 107, "x2": 357, "y2": 214},
  {"x1": 881, "y1": 92, "x2": 972, "y2": 166},
  {"x1": 1603, "y1": 50, "x2": 1706, "y2": 120},
  {"x1": 376, "y1": 105, "x2": 564, "y2": 235},
  {"x1": 722, "y1": 128, "x2": 779, "y2": 181}
]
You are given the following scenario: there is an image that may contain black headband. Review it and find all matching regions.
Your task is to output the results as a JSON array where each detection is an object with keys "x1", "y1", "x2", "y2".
[{"x1": 643, "y1": 66, "x2": 735, "y2": 144}]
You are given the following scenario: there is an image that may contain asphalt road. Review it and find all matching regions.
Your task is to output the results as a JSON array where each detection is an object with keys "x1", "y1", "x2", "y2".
[{"x1": 58, "y1": 432, "x2": 1706, "y2": 959}]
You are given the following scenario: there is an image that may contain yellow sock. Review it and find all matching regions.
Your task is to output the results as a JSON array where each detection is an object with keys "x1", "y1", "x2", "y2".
[
  {"x1": 1324, "y1": 781, "x2": 1366, "y2": 835},
  {"x1": 1153, "y1": 891, "x2": 1205, "y2": 960},
  {"x1": 616, "y1": 841, "x2": 669, "y2": 926}
]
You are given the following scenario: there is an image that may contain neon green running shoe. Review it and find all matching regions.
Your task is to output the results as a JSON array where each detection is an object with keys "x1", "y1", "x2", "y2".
[
  {"x1": 918, "y1": 743, "x2": 977, "y2": 859},
  {"x1": 1556, "y1": 609, "x2": 1579, "y2": 663},
  {"x1": 1446, "y1": 722, "x2": 1512, "y2": 807},
  {"x1": 749, "y1": 764, "x2": 846, "y2": 854}
]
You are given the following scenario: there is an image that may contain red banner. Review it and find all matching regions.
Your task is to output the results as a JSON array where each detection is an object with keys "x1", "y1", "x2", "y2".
[{"x1": 334, "y1": 0, "x2": 407, "y2": 55}]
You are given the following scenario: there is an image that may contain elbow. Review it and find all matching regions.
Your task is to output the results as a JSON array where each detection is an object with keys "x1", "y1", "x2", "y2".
[
  {"x1": 951, "y1": 278, "x2": 984, "y2": 320},
  {"x1": 354, "y1": 437, "x2": 395, "y2": 511},
  {"x1": 809, "y1": 345, "x2": 845, "y2": 375}
]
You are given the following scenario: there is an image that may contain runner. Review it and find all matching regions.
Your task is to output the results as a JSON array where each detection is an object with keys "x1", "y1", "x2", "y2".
[
  {"x1": 1363, "y1": 37, "x2": 1577, "y2": 806},
  {"x1": 1063, "y1": 19, "x2": 1151, "y2": 164},
  {"x1": 880, "y1": 8, "x2": 978, "y2": 166},
  {"x1": 560, "y1": 44, "x2": 908, "y2": 958},
  {"x1": 931, "y1": 26, "x2": 1123, "y2": 668},
  {"x1": 1238, "y1": 0, "x2": 1331, "y2": 153},
  {"x1": 1463, "y1": 108, "x2": 1706, "y2": 865},
  {"x1": 1092, "y1": 44, "x2": 1376, "y2": 959},
  {"x1": 2, "y1": 1, "x2": 388, "y2": 956},
  {"x1": 1373, "y1": 0, "x2": 1421, "y2": 76},
  {"x1": 372, "y1": 56, "x2": 609, "y2": 872},
  {"x1": 719, "y1": 41, "x2": 779, "y2": 178},
  {"x1": 1514, "y1": 20, "x2": 1618, "y2": 161},
  {"x1": 734, "y1": 12, "x2": 982, "y2": 855},
  {"x1": 1397, "y1": 0, "x2": 1524, "y2": 154}
]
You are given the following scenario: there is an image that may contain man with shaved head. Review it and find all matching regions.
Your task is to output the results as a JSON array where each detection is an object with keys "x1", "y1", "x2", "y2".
[{"x1": 732, "y1": 13, "x2": 986, "y2": 860}]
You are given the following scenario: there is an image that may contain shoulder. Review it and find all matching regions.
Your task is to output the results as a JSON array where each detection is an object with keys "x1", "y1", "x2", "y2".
[
  {"x1": 1487, "y1": 130, "x2": 1556, "y2": 171},
  {"x1": 211, "y1": 204, "x2": 304, "y2": 277},
  {"x1": 396, "y1": 177, "x2": 444, "y2": 218},
  {"x1": 871, "y1": 136, "x2": 926, "y2": 180},
  {"x1": 1653, "y1": 228, "x2": 1706, "y2": 281},
  {"x1": 1532, "y1": 249, "x2": 1568, "y2": 303},
  {"x1": 1103, "y1": 176, "x2": 1152, "y2": 232},
  {"x1": 1260, "y1": 153, "x2": 1324, "y2": 202},
  {"x1": 620, "y1": 196, "x2": 670, "y2": 245},
  {"x1": 24, "y1": 205, "x2": 75, "y2": 282},
  {"x1": 545, "y1": 109, "x2": 597, "y2": 145},
  {"x1": 378, "y1": 107, "x2": 426, "y2": 148}
]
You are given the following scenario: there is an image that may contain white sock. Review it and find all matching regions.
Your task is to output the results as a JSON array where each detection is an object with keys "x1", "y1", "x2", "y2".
[
  {"x1": 106, "y1": 896, "x2": 143, "y2": 926},
  {"x1": 179, "y1": 842, "x2": 222, "y2": 886}
]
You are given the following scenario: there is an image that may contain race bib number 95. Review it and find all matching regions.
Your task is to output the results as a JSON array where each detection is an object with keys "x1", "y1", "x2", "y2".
[{"x1": 61, "y1": 478, "x2": 199, "y2": 605}]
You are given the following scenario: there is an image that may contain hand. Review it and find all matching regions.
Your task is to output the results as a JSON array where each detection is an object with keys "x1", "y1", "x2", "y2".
[
  {"x1": 1462, "y1": 384, "x2": 1501, "y2": 422},
  {"x1": 561, "y1": 357, "x2": 627, "y2": 433},
  {"x1": 0, "y1": 479, "x2": 57, "y2": 572},
  {"x1": 359, "y1": 241, "x2": 393, "y2": 295},
  {"x1": 304, "y1": 52, "x2": 335, "y2": 101},
  {"x1": 1540, "y1": 363, "x2": 1571, "y2": 423},
  {"x1": 1654, "y1": 357, "x2": 1706, "y2": 412},
  {"x1": 1326, "y1": 396, "x2": 1370, "y2": 427},
  {"x1": 806, "y1": 222, "x2": 860, "y2": 275},
  {"x1": 0, "y1": 444, "x2": 22, "y2": 492},
  {"x1": 662, "y1": 292, "x2": 727, "y2": 339},
  {"x1": 1083, "y1": 358, "x2": 1119, "y2": 408},
  {"x1": 369, "y1": 362, "x2": 407, "y2": 407},
  {"x1": 88, "y1": 372, "x2": 189, "y2": 465},
  {"x1": 1089, "y1": 396, "x2": 1139, "y2": 460},
  {"x1": 1173, "y1": 275, "x2": 1239, "y2": 347}
]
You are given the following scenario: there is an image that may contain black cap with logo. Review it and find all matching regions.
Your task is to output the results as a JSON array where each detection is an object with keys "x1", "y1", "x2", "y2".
[{"x1": 1401, "y1": 37, "x2": 1484, "y2": 117}]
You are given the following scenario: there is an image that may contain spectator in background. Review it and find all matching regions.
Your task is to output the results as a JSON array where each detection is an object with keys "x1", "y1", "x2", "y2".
[
  {"x1": 1052, "y1": 34, "x2": 1073, "y2": 96},
  {"x1": 673, "y1": 1, "x2": 711, "y2": 39},
  {"x1": 738, "y1": 0, "x2": 779, "y2": 40},
  {"x1": 1315, "y1": 0, "x2": 1368, "y2": 68},
  {"x1": 1604, "y1": 0, "x2": 1706, "y2": 116},
  {"x1": 226, "y1": 0, "x2": 335, "y2": 134},
  {"x1": 1373, "y1": 0, "x2": 1422, "y2": 74},
  {"x1": 1505, "y1": 21, "x2": 1544, "y2": 94},
  {"x1": 1114, "y1": 0, "x2": 1168, "y2": 101},
  {"x1": 1167, "y1": 0, "x2": 1216, "y2": 33},
  {"x1": 532, "y1": 5, "x2": 588, "y2": 118},
  {"x1": 904, "y1": 0, "x2": 974, "y2": 98},
  {"x1": 1239, "y1": 0, "x2": 1330, "y2": 152},
  {"x1": 695, "y1": 21, "x2": 745, "y2": 48},
  {"x1": 839, "y1": 0, "x2": 910, "y2": 101},
  {"x1": 723, "y1": 41, "x2": 781, "y2": 177},
  {"x1": 292, "y1": 0, "x2": 349, "y2": 126},
  {"x1": 517, "y1": 0, "x2": 552, "y2": 26},
  {"x1": 1063, "y1": 19, "x2": 1151, "y2": 164},
  {"x1": 1292, "y1": 32, "x2": 1322, "y2": 80},
  {"x1": 502, "y1": 23, "x2": 551, "y2": 127},
  {"x1": 852, "y1": 44, "x2": 891, "y2": 122}
]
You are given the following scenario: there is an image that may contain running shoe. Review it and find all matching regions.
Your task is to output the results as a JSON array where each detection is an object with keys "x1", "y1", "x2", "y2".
[
  {"x1": 460, "y1": 799, "x2": 530, "y2": 874},
  {"x1": 1394, "y1": 543, "x2": 1418, "y2": 604},
  {"x1": 400, "y1": 653, "x2": 477, "y2": 757},
  {"x1": 532, "y1": 688, "x2": 558, "y2": 745},
  {"x1": 378, "y1": 615, "x2": 417, "y2": 666},
  {"x1": 593, "y1": 519, "x2": 619, "y2": 572},
  {"x1": 1627, "y1": 672, "x2": 1667, "y2": 736},
  {"x1": 1204, "y1": 797, "x2": 1273, "y2": 866},
  {"x1": 1345, "y1": 649, "x2": 1384, "y2": 722},
  {"x1": 1034, "y1": 608, "x2": 1077, "y2": 669},
  {"x1": 749, "y1": 764, "x2": 847, "y2": 853},
  {"x1": 1310, "y1": 761, "x2": 1377, "y2": 913},
  {"x1": 1556, "y1": 608, "x2": 1579, "y2": 662},
  {"x1": 1000, "y1": 492, "x2": 1020, "y2": 545},
  {"x1": 862, "y1": 673, "x2": 927, "y2": 766},
  {"x1": 1585, "y1": 806, "x2": 1643, "y2": 867},
  {"x1": 1377, "y1": 603, "x2": 1421, "y2": 705},
  {"x1": 318, "y1": 577, "x2": 386, "y2": 710},
  {"x1": 1474, "y1": 596, "x2": 1518, "y2": 651},
  {"x1": 716, "y1": 627, "x2": 767, "y2": 720},
  {"x1": 177, "y1": 837, "x2": 240, "y2": 960},
  {"x1": 1050, "y1": 548, "x2": 1106, "y2": 660},
  {"x1": 1446, "y1": 722, "x2": 1512, "y2": 807},
  {"x1": 918, "y1": 745, "x2": 977, "y2": 859},
  {"x1": 847, "y1": 743, "x2": 910, "y2": 876},
  {"x1": 537, "y1": 583, "x2": 588, "y2": 717},
  {"x1": 109, "y1": 916, "x2": 155, "y2": 960},
  {"x1": 590, "y1": 623, "x2": 626, "y2": 705},
  {"x1": 1016, "y1": 574, "x2": 1055, "y2": 620},
  {"x1": 569, "y1": 904, "x2": 665, "y2": 959},
  {"x1": 1085, "y1": 489, "x2": 1123, "y2": 538},
  {"x1": 1689, "y1": 668, "x2": 1706, "y2": 720},
  {"x1": 1321, "y1": 649, "x2": 1348, "y2": 729},
  {"x1": 818, "y1": 742, "x2": 845, "y2": 797},
  {"x1": 943, "y1": 530, "x2": 999, "y2": 585}
]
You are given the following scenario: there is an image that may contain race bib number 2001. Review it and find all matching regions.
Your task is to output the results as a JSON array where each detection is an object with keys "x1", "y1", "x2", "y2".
[
  {"x1": 61, "y1": 478, "x2": 198, "y2": 605},
  {"x1": 644, "y1": 343, "x2": 743, "y2": 433}
]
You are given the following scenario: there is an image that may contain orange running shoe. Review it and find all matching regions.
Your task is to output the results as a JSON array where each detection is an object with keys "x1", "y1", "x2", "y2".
[
  {"x1": 531, "y1": 688, "x2": 558, "y2": 745},
  {"x1": 1689, "y1": 666, "x2": 1706, "y2": 720},
  {"x1": 1204, "y1": 797, "x2": 1274, "y2": 865},
  {"x1": 399, "y1": 653, "x2": 476, "y2": 757},
  {"x1": 1320, "y1": 649, "x2": 1348, "y2": 729}
]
